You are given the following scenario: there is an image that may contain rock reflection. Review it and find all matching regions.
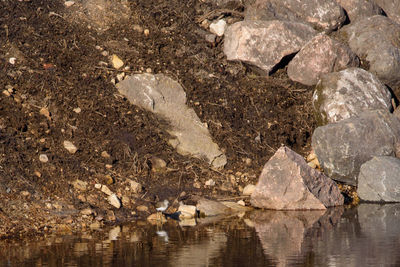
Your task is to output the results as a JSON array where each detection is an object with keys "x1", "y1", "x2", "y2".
[{"x1": 249, "y1": 208, "x2": 343, "y2": 266}]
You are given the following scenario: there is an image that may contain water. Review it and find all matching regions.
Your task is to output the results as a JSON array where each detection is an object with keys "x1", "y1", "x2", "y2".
[{"x1": 1, "y1": 204, "x2": 400, "y2": 267}]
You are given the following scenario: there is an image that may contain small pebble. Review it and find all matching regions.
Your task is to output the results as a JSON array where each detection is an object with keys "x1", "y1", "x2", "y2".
[
  {"x1": 111, "y1": 54, "x2": 124, "y2": 69},
  {"x1": 101, "y1": 185, "x2": 113, "y2": 196},
  {"x1": 39, "y1": 154, "x2": 48, "y2": 163},
  {"x1": 205, "y1": 179, "x2": 215, "y2": 186},
  {"x1": 73, "y1": 107, "x2": 81, "y2": 113},
  {"x1": 101, "y1": 151, "x2": 111, "y2": 158},
  {"x1": 64, "y1": 1, "x2": 75, "y2": 7},
  {"x1": 63, "y1": 140, "x2": 78, "y2": 154},
  {"x1": 144, "y1": 29, "x2": 150, "y2": 36},
  {"x1": 107, "y1": 194, "x2": 121, "y2": 209},
  {"x1": 9, "y1": 57, "x2": 16, "y2": 65},
  {"x1": 209, "y1": 19, "x2": 227, "y2": 36}
]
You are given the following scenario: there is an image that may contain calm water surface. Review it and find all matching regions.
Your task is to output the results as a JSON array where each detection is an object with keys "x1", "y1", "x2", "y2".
[{"x1": 1, "y1": 204, "x2": 400, "y2": 267}]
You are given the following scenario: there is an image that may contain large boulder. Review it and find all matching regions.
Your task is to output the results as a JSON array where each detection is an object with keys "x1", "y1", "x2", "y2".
[
  {"x1": 250, "y1": 146, "x2": 343, "y2": 210},
  {"x1": 336, "y1": 0, "x2": 384, "y2": 23},
  {"x1": 287, "y1": 34, "x2": 359, "y2": 86},
  {"x1": 342, "y1": 15, "x2": 400, "y2": 88},
  {"x1": 245, "y1": 0, "x2": 346, "y2": 30},
  {"x1": 358, "y1": 156, "x2": 400, "y2": 202},
  {"x1": 116, "y1": 74, "x2": 227, "y2": 169},
  {"x1": 312, "y1": 110, "x2": 400, "y2": 185},
  {"x1": 373, "y1": 0, "x2": 400, "y2": 25},
  {"x1": 312, "y1": 68, "x2": 392, "y2": 125},
  {"x1": 224, "y1": 20, "x2": 316, "y2": 74}
]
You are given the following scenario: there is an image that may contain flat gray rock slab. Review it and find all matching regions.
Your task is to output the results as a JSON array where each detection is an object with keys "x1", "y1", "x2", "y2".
[
  {"x1": 342, "y1": 15, "x2": 400, "y2": 87},
  {"x1": 287, "y1": 33, "x2": 359, "y2": 86},
  {"x1": 313, "y1": 68, "x2": 392, "y2": 125},
  {"x1": 196, "y1": 198, "x2": 232, "y2": 216},
  {"x1": 373, "y1": 0, "x2": 400, "y2": 24},
  {"x1": 336, "y1": 0, "x2": 384, "y2": 23},
  {"x1": 250, "y1": 146, "x2": 343, "y2": 210},
  {"x1": 224, "y1": 20, "x2": 316, "y2": 74},
  {"x1": 358, "y1": 156, "x2": 400, "y2": 202},
  {"x1": 116, "y1": 74, "x2": 227, "y2": 169},
  {"x1": 312, "y1": 109, "x2": 400, "y2": 185},
  {"x1": 245, "y1": 0, "x2": 346, "y2": 30}
]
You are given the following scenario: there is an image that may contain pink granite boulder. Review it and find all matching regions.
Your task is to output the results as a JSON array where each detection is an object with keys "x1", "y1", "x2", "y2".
[{"x1": 250, "y1": 146, "x2": 344, "y2": 210}]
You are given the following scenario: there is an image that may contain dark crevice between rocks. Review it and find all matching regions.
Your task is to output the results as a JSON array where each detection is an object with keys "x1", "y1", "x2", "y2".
[
  {"x1": 268, "y1": 52, "x2": 297, "y2": 75},
  {"x1": 385, "y1": 85, "x2": 400, "y2": 111}
]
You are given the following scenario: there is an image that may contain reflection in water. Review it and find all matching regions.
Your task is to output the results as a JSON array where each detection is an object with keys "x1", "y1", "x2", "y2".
[{"x1": 1, "y1": 205, "x2": 400, "y2": 266}]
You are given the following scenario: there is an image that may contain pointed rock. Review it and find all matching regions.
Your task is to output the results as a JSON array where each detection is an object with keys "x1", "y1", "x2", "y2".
[{"x1": 250, "y1": 146, "x2": 343, "y2": 210}]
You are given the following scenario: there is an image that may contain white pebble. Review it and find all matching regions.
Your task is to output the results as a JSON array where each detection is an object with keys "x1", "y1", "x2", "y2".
[
  {"x1": 9, "y1": 57, "x2": 16, "y2": 65},
  {"x1": 63, "y1": 140, "x2": 78, "y2": 154},
  {"x1": 39, "y1": 154, "x2": 48, "y2": 163},
  {"x1": 209, "y1": 19, "x2": 227, "y2": 37}
]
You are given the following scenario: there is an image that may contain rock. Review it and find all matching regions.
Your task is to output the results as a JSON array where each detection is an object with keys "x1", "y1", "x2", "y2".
[
  {"x1": 72, "y1": 179, "x2": 87, "y2": 191},
  {"x1": 209, "y1": 19, "x2": 227, "y2": 36},
  {"x1": 342, "y1": 15, "x2": 400, "y2": 88},
  {"x1": 81, "y1": 208, "x2": 93, "y2": 215},
  {"x1": 111, "y1": 54, "x2": 124, "y2": 69},
  {"x1": 89, "y1": 221, "x2": 101, "y2": 230},
  {"x1": 94, "y1": 183, "x2": 102, "y2": 189},
  {"x1": 117, "y1": 74, "x2": 227, "y2": 169},
  {"x1": 127, "y1": 179, "x2": 142, "y2": 193},
  {"x1": 39, "y1": 107, "x2": 51, "y2": 120},
  {"x1": 312, "y1": 109, "x2": 400, "y2": 185},
  {"x1": 178, "y1": 203, "x2": 197, "y2": 219},
  {"x1": 237, "y1": 200, "x2": 245, "y2": 206},
  {"x1": 287, "y1": 34, "x2": 359, "y2": 86},
  {"x1": 64, "y1": 1, "x2": 75, "y2": 7},
  {"x1": 250, "y1": 146, "x2": 343, "y2": 210},
  {"x1": 373, "y1": 0, "x2": 400, "y2": 24},
  {"x1": 63, "y1": 140, "x2": 78, "y2": 154},
  {"x1": 150, "y1": 156, "x2": 167, "y2": 172},
  {"x1": 336, "y1": 0, "x2": 384, "y2": 22},
  {"x1": 245, "y1": 0, "x2": 346, "y2": 30},
  {"x1": 242, "y1": 184, "x2": 256, "y2": 196},
  {"x1": 358, "y1": 156, "x2": 400, "y2": 202},
  {"x1": 147, "y1": 213, "x2": 167, "y2": 223},
  {"x1": 107, "y1": 194, "x2": 121, "y2": 209},
  {"x1": 196, "y1": 198, "x2": 231, "y2": 216},
  {"x1": 101, "y1": 151, "x2": 110, "y2": 158},
  {"x1": 313, "y1": 68, "x2": 393, "y2": 125},
  {"x1": 221, "y1": 201, "x2": 253, "y2": 212},
  {"x1": 136, "y1": 205, "x2": 148, "y2": 212},
  {"x1": 205, "y1": 179, "x2": 215, "y2": 186},
  {"x1": 179, "y1": 218, "x2": 197, "y2": 227},
  {"x1": 101, "y1": 185, "x2": 113, "y2": 196},
  {"x1": 224, "y1": 20, "x2": 316, "y2": 74},
  {"x1": 39, "y1": 154, "x2": 48, "y2": 163}
]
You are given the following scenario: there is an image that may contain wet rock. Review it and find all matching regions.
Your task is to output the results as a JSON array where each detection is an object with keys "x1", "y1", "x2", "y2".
[
  {"x1": 312, "y1": 110, "x2": 400, "y2": 185},
  {"x1": 224, "y1": 20, "x2": 316, "y2": 74},
  {"x1": 251, "y1": 146, "x2": 343, "y2": 210},
  {"x1": 107, "y1": 194, "x2": 121, "y2": 209},
  {"x1": 209, "y1": 19, "x2": 227, "y2": 36},
  {"x1": 342, "y1": 15, "x2": 400, "y2": 87},
  {"x1": 111, "y1": 54, "x2": 124, "y2": 69},
  {"x1": 245, "y1": 0, "x2": 346, "y2": 30},
  {"x1": 63, "y1": 140, "x2": 78, "y2": 154},
  {"x1": 179, "y1": 218, "x2": 197, "y2": 227},
  {"x1": 72, "y1": 179, "x2": 88, "y2": 191},
  {"x1": 221, "y1": 201, "x2": 253, "y2": 212},
  {"x1": 373, "y1": 0, "x2": 400, "y2": 24},
  {"x1": 336, "y1": 0, "x2": 384, "y2": 22},
  {"x1": 196, "y1": 198, "x2": 231, "y2": 216},
  {"x1": 287, "y1": 34, "x2": 359, "y2": 86},
  {"x1": 178, "y1": 203, "x2": 197, "y2": 219},
  {"x1": 358, "y1": 156, "x2": 400, "y2": 202},
  {"x1": 117, "y1": 74, "x2": 227, "y2": 169},
  {"x1": 313, "y1": 68, "x2": 392, "y2": 125},
  {"x1": 242, "y1": 184, "x2": 256, "y2": 196}
]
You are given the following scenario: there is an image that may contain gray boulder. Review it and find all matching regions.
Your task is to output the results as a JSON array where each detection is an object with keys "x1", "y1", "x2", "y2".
[
  {"x1": 312, "y1": 109, "x2": 400, "y2": 185},
  {"x1": 245, "y1": 0, "x2": 346, "y2": 30},
  {"x1": 373, "y1": 0, "x2": 400, "y2": 24},
  {"x1": 313, "y1": 68, "x2": 392, "y2": 125},
  {"x1": 224, "y1": 20, "x2": 316, "y2": 74},
  {"x1": 116, "y1": 74, "x2": 227, "y2": 169},
  {"x1": 358, "y1": 156, "x2": 400, "y2": 202},
  {"x1": 250, "y1": 146, "x2": 343, "y2": 210},
  {"x1": 196, "y1": 198, "x2": 231, "y2": 216},
  {"x1": 342, "y1": 15, "x2": 400, "y2": 88},
  {"x1": 287, "y1": 34, "x2": 359, "y2": 86},
  {"x1": 336, "y1": 0, "x2": 384, "y2": 23}
]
